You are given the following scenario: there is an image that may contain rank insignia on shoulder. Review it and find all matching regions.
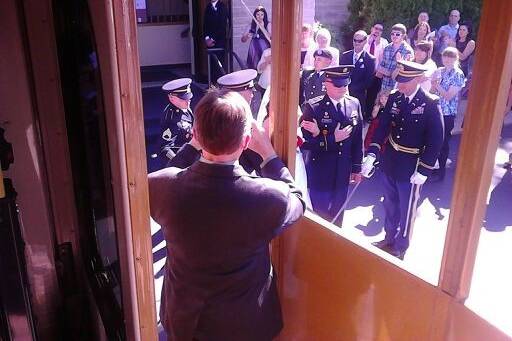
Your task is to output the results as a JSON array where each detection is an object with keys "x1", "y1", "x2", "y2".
[
  {"x1": 324, "y1": 112, "x2": 329, "y2": 117},
  {"x1": 162, "y1": 128, "x2": 172, "y2": 141}
]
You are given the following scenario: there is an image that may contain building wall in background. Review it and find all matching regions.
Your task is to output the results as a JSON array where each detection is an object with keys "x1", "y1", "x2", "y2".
[
  {"x1": 137, "y1": 24, "x2": 191, "y2": 66},
  {"x1": 315, "y1": 0, "x2": 350, "y2": 50},
  {"x1": 231, "y1": 0, "x2": 316, "y2": 71}
]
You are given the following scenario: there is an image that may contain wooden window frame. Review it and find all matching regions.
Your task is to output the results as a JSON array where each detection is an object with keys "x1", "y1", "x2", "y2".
[{"x1": 269, "y1": 0, "x2": 512, "y2": 304}]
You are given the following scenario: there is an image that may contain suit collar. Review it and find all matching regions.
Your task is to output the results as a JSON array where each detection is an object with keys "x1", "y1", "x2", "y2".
[{"x1": 190, "y1": 160, "x2": 248, "y2": 178}]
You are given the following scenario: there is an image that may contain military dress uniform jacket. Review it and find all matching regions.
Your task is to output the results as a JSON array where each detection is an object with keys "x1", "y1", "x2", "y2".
[
  {"x1": 299, "y1": 69, "x2": 325, "y2": 105},
  {"x1": 367, "y1": 88, "x2": 444, "y2": 181},
  {"x1": 300, "y1": 94, "x2": 363, "y2": 190},
  {"x1": 148, "y1": 149, "x2": 305, "y2": 340},
  {"x1": 160, "y1": 103, "x2": 194, "y2": 161}
]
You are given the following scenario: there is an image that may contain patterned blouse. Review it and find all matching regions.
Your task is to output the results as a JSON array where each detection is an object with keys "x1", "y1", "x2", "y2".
[
  {"x1": 379, "y1": 42, "x2": 414, "y2": 91},
  {"x1": 436, "y1": 66, "x2": 465, "y2": 116}
]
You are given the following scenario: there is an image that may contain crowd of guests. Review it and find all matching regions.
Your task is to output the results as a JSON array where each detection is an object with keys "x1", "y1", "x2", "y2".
[{"x1": 295, "y1": 9, "x2": 473, "y2": 180}]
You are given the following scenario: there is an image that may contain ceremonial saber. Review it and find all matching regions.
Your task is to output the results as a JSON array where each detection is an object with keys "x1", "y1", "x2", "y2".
[
  {"x1": 331, "y1": 181, "x2": 362, "y2": 225},
  {"x1": 402, "y1": 159, "x2": 421, "y2": 239},
  {"x1": 239, "y1": 0, "x2": 272, "y2": 44}
]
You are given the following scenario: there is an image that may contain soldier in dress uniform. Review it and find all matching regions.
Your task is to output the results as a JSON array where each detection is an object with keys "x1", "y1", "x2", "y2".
[
  {"x1": 299, "y1": 49, "x2": 332, "y2": 105},
  {"x1": 160, "y1": 78, "x2": 194, "y2": 163},
  {"x1": 300, "y1": 65, "x2": 364, "y2": 224},
  {"x1": 168, "y1": 70, "x2": 264, "y2": 174},
  {"x1": 361, "y1": 60, "x2": 444, "y2": 260}
]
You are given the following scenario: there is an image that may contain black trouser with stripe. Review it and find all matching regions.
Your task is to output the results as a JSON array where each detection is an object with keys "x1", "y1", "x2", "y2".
[{"x1": 381, "y1": 172, "x2": 421, "y2": 252}]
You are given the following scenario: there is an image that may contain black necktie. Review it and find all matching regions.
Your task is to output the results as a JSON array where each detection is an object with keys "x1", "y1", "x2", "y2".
[{"x1": 336, "y1": 103, "x2": 342, "y2": 116}]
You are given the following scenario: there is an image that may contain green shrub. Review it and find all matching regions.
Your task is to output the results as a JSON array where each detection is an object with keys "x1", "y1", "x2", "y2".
[{"x1": 339, "y1": 0, "x2": 482, "y2": 50}]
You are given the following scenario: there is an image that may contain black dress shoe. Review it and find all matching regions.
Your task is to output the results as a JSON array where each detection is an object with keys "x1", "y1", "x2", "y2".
[
  {"x1": 387, "y1": 248, "x2": 406, "y2": 260},
  {"x1": 372, "y1": 239, "x2": 393, "y2": 250}
]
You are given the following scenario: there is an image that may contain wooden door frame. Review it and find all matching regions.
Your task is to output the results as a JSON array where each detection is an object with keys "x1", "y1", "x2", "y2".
[
  {"x1": 21, "y1": 0, "x2": 157, "y2": 339},
  {"x1": 22, "y1": 0, "x2": 512, "y2": 339}
]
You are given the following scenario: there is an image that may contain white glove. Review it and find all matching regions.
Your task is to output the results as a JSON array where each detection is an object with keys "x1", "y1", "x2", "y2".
[
  {"x1": 361, "y1": 154, "x2": 376, "y2": 178},
  {"x1": 410, "y1": 171, "x2": 428, "y2": 185}
]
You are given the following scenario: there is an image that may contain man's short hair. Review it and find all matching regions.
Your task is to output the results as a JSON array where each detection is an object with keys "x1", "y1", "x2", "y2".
[
  {"x1": 354, "y1": 30, "x2": 368, "y2": 38},
  {"x1": 391, "y1": 23, "x2": 407, "y2": 35},
  {"x1": 194, "y1": 89, "x2": 251, "y2": 155}
]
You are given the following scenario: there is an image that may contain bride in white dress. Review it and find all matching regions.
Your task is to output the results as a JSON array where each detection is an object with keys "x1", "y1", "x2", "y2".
[{"x1": 257, "y1": 87, "x2": 312, "y2": 209}]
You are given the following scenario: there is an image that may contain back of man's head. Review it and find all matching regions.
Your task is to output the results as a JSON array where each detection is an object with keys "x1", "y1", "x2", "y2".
[{"x1": 194, "y1": 89, "x2": 251, "y2": 155}]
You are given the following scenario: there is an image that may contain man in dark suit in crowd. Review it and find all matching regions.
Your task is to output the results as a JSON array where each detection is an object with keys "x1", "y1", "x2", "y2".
[
  {"x1": 203, "y1": 0, "x2": 230, "y2": 82},
  {"x1": 149, "y1": 89, "x2": 305, "y2": 340},
  {"x1": 340, "y1": 30, "x2": 376, "y2": 121}
]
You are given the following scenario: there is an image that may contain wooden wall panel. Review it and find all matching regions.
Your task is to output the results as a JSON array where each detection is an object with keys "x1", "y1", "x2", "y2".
[{"x1": 279, "y1": 217, "x2": 511, "y2": 340}]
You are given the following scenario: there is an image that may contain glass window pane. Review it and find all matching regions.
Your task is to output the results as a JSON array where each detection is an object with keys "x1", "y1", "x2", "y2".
[
  {"x1": 298, "y1": 6, "x2": 482, "y2": 285},
  {"x1": 465, "y1": 107, "x2": 512, "y2": 336}
]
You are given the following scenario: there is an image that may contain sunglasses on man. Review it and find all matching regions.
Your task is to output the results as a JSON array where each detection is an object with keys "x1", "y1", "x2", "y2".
[{"x1": 353, "y1": 37, "x2": 367, "y2": 43}]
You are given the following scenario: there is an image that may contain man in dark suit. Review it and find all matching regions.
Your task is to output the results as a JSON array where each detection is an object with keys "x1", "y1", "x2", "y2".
[
  {"x1": 149, "y1": 89, "x2": 305, "y2": 340},
  {"x1": 203, "y1": 0, "x2": 230, "y2": 82},
  {"x1": 339, "y1": 30, "x2": 376, "y2": 121},
  {"x1": 362, "y1": 60, "x2": 444, "y2": 260}
]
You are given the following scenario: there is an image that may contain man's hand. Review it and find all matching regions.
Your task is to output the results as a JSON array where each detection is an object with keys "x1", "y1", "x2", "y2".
[
  {"x1": 334, "y1": 123, "x2": 352, "y2": 142},
  {"x1": 248, "y1": 120, "x2": 275, "y2": 160},
  {"x1": 350, "y1": 173, "x2": 363, "y2": 184},
  {"x1": 205, "y1": 38, "x2": 215, "y2": 48},
  {"x1": 301, "y1": 119, "x2": 320, "y2": 137},
  {"x1": 410, "y1": 171, "x2": 427, "y2": 185},
  {"x1": 361, "y1": 154, "x2": 376, "y2": 178}
]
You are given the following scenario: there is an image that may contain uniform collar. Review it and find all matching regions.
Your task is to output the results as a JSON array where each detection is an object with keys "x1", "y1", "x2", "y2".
[
  {"x1": 211, "y1": 0, "x2": 219, "y2": 10},
  {"x1": 327, "y1": 96, "x2": 343, "y2": 108},
  {"x1": 406, "y1": 85, "x2": 421, "y2": 102}
]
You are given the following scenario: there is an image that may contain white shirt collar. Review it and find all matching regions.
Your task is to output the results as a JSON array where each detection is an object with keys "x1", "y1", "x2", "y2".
[
  {"x1": 406, "y1": 85, "x2": 421, "y2": 102},
  {"x1": 211, "y1": 0, "x2": 219, "y2": 9},
  {"x1": 200, "y1": 156, "x2": 238, "y2": 165},
  {"x1": 328, "y1": 96, "x2": 342, "y2": 108},
  {"x1": 353, "y1": 50, "x2": 363, "y2": 63}
]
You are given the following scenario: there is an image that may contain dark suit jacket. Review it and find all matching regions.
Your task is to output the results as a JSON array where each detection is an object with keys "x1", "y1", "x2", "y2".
[
  {"x1": 168, "y1": 144, "x2": 263, "y2": 175},
  {"x1": 149, "y1": 149, "x2": 305, "y2": 340},
  {"x1": 340, "y1": 50, "x2": 376, "y2": 104},
  {"x1": 203, "y1": 1, "x2": 229, "y2": 48}
]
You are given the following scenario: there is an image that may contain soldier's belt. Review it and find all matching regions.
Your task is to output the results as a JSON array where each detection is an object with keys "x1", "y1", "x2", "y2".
[{"x1": 388, "y1": 135, "x2": 420, "y2": 155}]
